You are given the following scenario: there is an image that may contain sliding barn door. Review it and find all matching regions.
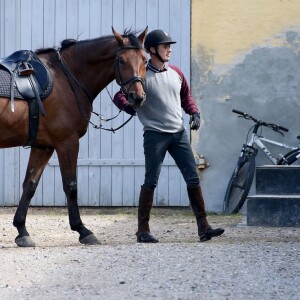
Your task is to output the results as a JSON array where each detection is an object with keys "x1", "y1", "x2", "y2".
[{"x1": 0, "y1": 0, "x2": 191, "y2": 207}]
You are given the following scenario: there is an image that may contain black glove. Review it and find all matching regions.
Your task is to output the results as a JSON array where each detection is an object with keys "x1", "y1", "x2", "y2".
[
  {"x1": 123, "y1": 104, "x2": 137, "y2": 116},
  {"x1": 189, "y1": 112, "x2": 200, "y2": 130}
]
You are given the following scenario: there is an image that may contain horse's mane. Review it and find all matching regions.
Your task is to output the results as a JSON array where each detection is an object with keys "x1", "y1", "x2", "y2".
[
  {"x1": 35, "y1": 47, "x2": 56, "y2": 54},
  {"x1": 35, "y1": 29, "x2": 143, "y2": 54},
  {"x1": 121, "y1": 29, "x2": 144, "y2": 49}
]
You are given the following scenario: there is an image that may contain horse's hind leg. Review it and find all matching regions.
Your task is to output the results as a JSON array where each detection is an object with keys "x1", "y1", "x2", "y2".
[
  {"x1": 13, "y1": 147, "x2": 54, "y2": 247},
  {"x1": 56, "y1": 138, "x2": 100, "y2": 245}
]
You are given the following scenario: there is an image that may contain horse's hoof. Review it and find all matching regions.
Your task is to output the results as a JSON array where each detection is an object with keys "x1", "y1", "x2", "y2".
[
  {"x1": 79, "y1": 234, "x2": 101, "y2": 245},
  {"x1": 15, "y1": 236, "x2": 36, "y2": 247}
]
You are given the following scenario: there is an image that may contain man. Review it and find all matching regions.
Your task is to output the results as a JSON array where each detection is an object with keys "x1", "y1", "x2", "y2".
[{"x1": 113, "y1": 29, "x2": 224, "y2": 243}]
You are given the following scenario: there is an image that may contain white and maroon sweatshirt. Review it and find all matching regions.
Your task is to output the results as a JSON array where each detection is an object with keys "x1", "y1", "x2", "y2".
[{"x1": 113, "y1": 61, "x2": 199, "y2": 133}]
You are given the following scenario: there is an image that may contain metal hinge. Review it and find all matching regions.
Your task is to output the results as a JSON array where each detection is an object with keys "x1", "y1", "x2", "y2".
[{"x1": 195, "y1": 154, "x2": 210, "y2": 170}]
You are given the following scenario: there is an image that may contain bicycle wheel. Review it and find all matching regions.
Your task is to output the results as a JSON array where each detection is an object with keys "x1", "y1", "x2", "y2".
[
  {"x1": 278, "y1": 149, "x2": 300, "y2": 165},
  {"x1": 224, "y1": 152, "x2": 256, "y2": 214}
]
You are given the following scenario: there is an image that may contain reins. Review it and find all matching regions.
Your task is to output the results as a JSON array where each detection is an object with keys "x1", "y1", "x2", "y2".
[
  {"x1": 56, "y1": 47, "x2": 136, "y2": 133},
  {"x1": 91, "y1": 109, "x2": 134, "y2": 133},
  {"x1": 57, "y1": 49, "x2": 93, "y2": 103},
  {"x1": 90, "y1": 87, "x2": 134, "y2": 133}
]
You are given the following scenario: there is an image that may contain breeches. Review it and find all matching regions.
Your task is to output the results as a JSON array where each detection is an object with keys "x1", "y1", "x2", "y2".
[{"x1": 143, "y1": 130, "x2": 200, "y2": 189}]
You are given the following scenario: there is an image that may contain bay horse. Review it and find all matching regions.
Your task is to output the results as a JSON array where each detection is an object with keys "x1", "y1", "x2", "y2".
[{"x1": 0, "y1": 27, "x2": 148, "y2": 247}]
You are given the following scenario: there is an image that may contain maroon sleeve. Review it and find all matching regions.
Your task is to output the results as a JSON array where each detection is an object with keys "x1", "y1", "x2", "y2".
[
  {"x1": 169, "y1": 65, "x2": 199, "y2": 115},
  {"x1": 113, "y1": 90, "x2": 129, "y2": 110}
]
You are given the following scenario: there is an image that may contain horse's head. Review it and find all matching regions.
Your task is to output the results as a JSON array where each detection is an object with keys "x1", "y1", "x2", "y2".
[{"x1": 112, "y1": 27, "x2": 148, "y2": 109}]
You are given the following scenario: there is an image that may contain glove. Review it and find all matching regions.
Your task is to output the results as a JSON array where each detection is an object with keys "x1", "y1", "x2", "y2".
[
  {"x1": 123, "y1": 104, "x2": 137, "y2": 116},
  {"x1": 189, "y1": 112, "x2": 200, "y2": 130}
]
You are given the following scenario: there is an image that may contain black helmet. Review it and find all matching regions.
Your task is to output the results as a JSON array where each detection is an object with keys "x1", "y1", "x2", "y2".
[{"x1": 144, "y1": 29, "x2": 177, "y2": 51}]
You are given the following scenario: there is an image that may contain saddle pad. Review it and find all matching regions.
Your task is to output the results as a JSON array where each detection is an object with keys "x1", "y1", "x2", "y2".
[{"x1": 0, "y1": 67, "x2": 53, "y2": 100}]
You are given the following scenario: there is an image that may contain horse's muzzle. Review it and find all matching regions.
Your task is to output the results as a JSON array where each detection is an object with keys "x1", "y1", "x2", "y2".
[{"x1": 127, "y1": 91, "x2": 146, "y2": 109}]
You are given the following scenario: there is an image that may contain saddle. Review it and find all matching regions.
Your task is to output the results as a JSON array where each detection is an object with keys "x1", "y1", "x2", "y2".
[
  {"x1": 0, "y1": 50, "x2": 52, "y2": 146},
  {"x1": 0, "y1": 50, "x2": 50, "y2": 115}
]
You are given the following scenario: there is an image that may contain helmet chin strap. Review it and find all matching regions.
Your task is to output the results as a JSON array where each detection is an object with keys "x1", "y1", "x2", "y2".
[{"x1": 150, "y1": 47, "x2": 166, "y2": 63}]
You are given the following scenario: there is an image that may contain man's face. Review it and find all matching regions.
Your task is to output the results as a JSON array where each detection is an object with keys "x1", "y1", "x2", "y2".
[{"x1": 155, "y1": 43, "x2": 172, "y2": 62}]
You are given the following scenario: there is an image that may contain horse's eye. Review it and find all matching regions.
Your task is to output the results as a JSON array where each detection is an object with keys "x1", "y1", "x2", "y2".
[{"x1": 119, "y1": 57, "x2": 125, "y2": 65}]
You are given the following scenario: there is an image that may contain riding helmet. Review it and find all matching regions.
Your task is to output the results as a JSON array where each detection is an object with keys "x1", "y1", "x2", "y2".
[{"x1": 144, "y1": 30, "x2": 177, "y2": 51}]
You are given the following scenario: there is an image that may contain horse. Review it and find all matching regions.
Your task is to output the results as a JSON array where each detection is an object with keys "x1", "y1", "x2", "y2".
[{"x1": 0, "y1": 27, "x2": 148, "y2": 247}]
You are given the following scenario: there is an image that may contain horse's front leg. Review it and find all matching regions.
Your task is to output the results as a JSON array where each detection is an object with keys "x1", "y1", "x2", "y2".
[
  {"x1": 13, "y1": 147, "x2": 54, "y2": 247},
  {"x1": 56, "y1": 138, "x2": 100, "y2": 245}
]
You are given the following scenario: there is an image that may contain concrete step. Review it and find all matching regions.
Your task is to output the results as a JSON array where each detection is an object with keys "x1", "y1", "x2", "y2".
[
  {"x1": 256, "y1": 165, "x2": 300, "y2": 195},
  {"x1": 247, "y1": 195, "x2": 300, "y2": 227}
]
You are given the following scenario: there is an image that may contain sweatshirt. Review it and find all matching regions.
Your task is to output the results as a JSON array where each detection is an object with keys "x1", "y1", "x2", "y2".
[{"x1": 113, "y1": 61, "x2": 198, "y2": 133}]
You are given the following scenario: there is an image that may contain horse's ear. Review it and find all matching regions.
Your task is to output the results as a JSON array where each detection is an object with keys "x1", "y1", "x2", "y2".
[
  {"x1": 112, "y1": 27, "x2": 124, "y2": 46},
  {"x1": 138, "y1": 26, "x2": 148, "y2": 44}
]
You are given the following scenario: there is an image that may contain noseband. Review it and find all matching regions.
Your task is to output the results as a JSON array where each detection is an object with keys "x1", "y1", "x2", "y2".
[{"x1": 115, "y1": 46, "x2": 145, "y2": 97}]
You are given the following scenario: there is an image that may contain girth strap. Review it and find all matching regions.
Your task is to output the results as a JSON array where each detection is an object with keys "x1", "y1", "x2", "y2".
[
  {"x1": 10, "y1": 71, "x2": 16, "y2": 112},
  {"x1": 28, "y1": 74, "x2": 45, "y2": 116},
  {"x1": 25, "y1": 98, "x2": 39, "y2": 147}
]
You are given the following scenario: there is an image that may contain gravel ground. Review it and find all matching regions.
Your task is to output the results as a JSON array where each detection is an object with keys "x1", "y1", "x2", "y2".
[{"x1": 0, "y1": 207, "x2": 299, "y2": 300}]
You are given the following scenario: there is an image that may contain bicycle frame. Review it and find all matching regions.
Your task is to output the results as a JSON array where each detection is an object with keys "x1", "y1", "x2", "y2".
[
  {"x1": 224, "y1": 108, "x2": 300, "y2": 214},
  {"x1": 247, "y1": 133, "x2": 298, "y2": 164}
]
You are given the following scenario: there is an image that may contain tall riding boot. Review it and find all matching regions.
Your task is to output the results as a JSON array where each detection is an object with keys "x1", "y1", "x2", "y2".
[
  {"x1": 136, "y1": 185, "x2": 159, "y2": 243},
  {"x1": 187, "y1": 185, "x2": 225, "y2": 242}
]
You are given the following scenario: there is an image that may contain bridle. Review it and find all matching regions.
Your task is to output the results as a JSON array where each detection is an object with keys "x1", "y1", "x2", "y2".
[
  {"x1": 115, "y1": 45, "x2": 146, "y2": 97},
  {"x1": 57, "y1": 44, "x2": 146, "y2": 132}
]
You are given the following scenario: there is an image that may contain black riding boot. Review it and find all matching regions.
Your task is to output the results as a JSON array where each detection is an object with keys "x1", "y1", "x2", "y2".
[
  {"x1": 187, "y1": 185, "x2": 225, "y2": 242},
  {"x1": 136, "y1": 185, "x2": 159, "y2": 243}
]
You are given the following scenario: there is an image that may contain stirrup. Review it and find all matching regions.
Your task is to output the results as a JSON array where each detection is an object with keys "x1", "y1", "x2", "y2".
[{"x1": 18, "y1": 62, "x2": 34, "y2": 76}]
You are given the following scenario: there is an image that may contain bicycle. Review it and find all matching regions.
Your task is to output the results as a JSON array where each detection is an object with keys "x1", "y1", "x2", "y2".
[{"x1": 223, "y1": 109, "x2": 300, "y2": 214}]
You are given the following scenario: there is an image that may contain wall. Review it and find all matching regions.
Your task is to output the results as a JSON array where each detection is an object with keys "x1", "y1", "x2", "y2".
[
  {"x1": 191, "y1": 0, "x2": 300, "y2": 212},
  {"x1": 0, "y1": 0, "x2": 191, "y2": 207}
]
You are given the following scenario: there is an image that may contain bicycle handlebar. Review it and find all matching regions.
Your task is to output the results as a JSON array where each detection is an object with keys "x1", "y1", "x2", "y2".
[
  {"x1": 232, "y1": 109, "x2": 289, "y2": 133},
  {"x1": 232, "y1": 109, "x2": 245, "y2": 116}
]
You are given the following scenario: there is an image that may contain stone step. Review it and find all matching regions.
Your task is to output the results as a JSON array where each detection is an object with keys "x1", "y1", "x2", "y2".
[
  {"x1": 247, "y1": 195, "x2": 300, "y2": 227},
  {"x1": 256, "y1": 165, "x2": 300, "y2": 195}
]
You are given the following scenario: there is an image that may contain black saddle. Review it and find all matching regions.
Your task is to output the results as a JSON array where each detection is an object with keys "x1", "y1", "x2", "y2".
[
  {"x1": 0, "y1": 50, "x2": 50, "y2": 115},
  {"x1": 0, "y1": 50, "x2": 52, "y2": 147}
]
